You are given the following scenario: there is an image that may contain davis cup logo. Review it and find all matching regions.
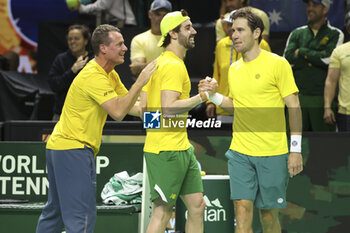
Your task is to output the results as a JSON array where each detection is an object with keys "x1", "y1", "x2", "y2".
[{"x1": 143, "y1": 110, "x2": 161, "y2": 129}]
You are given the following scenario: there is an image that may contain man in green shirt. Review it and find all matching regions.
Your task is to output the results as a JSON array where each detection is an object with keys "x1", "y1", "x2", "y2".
[{"x1": 284, "y1": 0, "x2": 343, "y2": 131}]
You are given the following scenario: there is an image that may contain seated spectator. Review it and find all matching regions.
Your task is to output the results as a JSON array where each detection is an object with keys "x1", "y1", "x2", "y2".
[
  {"x1": 2, "y1": 51, "x2": 19, "y2": 71},
  {"x1": 48, "y1": 24, "x2": 94, "y2": 120},
  {"x1": 71, "y1": 0, "x2": 137, "y2": 27},
  {"x1": 216, "y1": 0, "x2": 270, "y2": 43},
  {"x1": 324, "y1": 11, "x2": 350, "y2": 131},
  {"x1": 207, "y1": 10, "x2": 271, "y2": 122},
  {"x1": 129, "y1": 0, "x2": 172, "y2": 76}
]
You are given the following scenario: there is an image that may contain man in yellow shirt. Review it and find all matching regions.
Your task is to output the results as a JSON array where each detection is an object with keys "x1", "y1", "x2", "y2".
[
  {"x1": 202, "y1": 8, "x2": 303, "y2": 233},
  {"x1": 207, "y1": 10, "x2": 271, "y2": 122},
  {"x1": 129, "y1": 0, "x2": 172, "y2": 76},
  {"x1": 324, "y1": 11, "x2": 350, "y2": 131},
  {"x1": 36, "y1": 25, "x2": 156, "y2": 233},
  {"x1": 141, "y1": 10, "x2": 212, "y2": 233}
]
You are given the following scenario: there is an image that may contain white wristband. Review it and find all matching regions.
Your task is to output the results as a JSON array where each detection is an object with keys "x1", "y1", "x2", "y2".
[
  {"x1": 208, "y1": 92, "x2": 223, "y2": 106},
  {"x1": 290, "y1": 135, "x2": 302, "y2": 153}
]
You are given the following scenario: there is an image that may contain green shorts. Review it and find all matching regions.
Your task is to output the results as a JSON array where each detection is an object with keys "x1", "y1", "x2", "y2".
[
  {"x1": 225, "y1": 150, "x2": 289, "y2": 209},
  {"x1": 144, "y1": 146, "x2": 203, "y2": 205}
]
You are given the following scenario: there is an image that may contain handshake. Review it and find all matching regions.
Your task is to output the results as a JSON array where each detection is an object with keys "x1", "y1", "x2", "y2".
[{"x1": 198, "y1": 77, "x2": 223, "y2": 106}]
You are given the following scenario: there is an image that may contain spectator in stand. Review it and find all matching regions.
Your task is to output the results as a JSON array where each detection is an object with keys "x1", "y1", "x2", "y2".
[
  {"x1": 284, "y1": 0, "x2": 344, "y2": 131},
  {"x1": 48, "y1": 24, "x2": 94, "y2": 120},
  {"x1": 324, "y1": 11, "x2": 350, "y2": 131},
  {"x1": 70, "y1": 0, "x2": 137, "y2": 27},
  {"x1": 129, "y1": 0, "x2": 172, "y2": 76},
  {"x1": 216, "y1": 0, "x2": 270, "y2": 43},
  {"x1": 206, "y1": 10, "x2": 271, "y2": 122}
]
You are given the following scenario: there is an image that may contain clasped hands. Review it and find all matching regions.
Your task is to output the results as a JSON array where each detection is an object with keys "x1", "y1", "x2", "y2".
[{"x1": 198, "y1": 77, "x2": 218, "y2": 101}]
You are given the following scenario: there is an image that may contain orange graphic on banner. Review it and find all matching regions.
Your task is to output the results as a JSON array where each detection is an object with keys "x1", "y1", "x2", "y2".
[
  {"x1": 0, "y1": 0, "x2": 20, "y2": 53},
  {"x1": 0, "y1": 0, "x2": 37, "y2": 73}
]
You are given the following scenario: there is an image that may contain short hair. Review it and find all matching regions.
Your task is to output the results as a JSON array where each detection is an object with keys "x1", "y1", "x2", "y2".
[
  {"x1": 162, "y1": 9, "x2": 189, "y2": 48},
  {"x1": 91, "y1": 24, "x2": 120, "y2": 55},
  {"x1": 231, "y1": 7, "x2": 264, "y2": 43},
  {"x1": 67, "y1": 24, "x2": 91, "y2": 41}
]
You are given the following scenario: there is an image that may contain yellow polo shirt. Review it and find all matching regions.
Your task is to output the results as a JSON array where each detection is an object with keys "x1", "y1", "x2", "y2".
[
  {"x1": 329, "y1": 41, "x2": 350, "y2": 115},
  {"x1": 47, "y1": 59, "x2": 128, "y2": 154},
  {"x1": 228, "y1": 50, "x2": 298, "y2": 156},
  {"x1": 212, "y1": 36, "x2": 271, "y2": 115},
  {"x1": 143, "y1": 51, "x2": 191, "y2": 154},
  {"x1": 130, "y1": 29, "x2": 164, "y2": 62}
]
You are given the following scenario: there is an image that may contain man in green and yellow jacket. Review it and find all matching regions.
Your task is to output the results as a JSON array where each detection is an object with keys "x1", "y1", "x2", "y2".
[{"x1": 284, "y1": 0, "x2": 343, "y2": 131}]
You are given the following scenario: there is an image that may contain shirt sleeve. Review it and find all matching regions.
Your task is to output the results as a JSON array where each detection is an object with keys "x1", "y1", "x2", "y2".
[
  {"x1": 228, "y1": 65, "x2": 234, "y2": 99},
  {"x1": 283, "y1": 30, "x2": 306, "y2": 69},
  {"x1": 298, "y1": 30, "x2": 344, "y2": 67},
  {"x1": 85, "y1": 74, "x2": 118, "y2": 105},
  {"x1": 79, "y1": 0, "x2": 112, "y2": 14},
  {"x1": 114, "y1": 75, "x2": 128, "y2": 97},
  {"x1": 275, "y1": 57, "x2": 299, "y2": 98},
  {"x1": 329, "y1": 47, "x2": 340, "y2": 69},
  {"x1": 130, "y1": 34, "x2": 145, "y2": 61},
  {"x1": 160, "y1": 61, "x2": 185, "y2": 93}
]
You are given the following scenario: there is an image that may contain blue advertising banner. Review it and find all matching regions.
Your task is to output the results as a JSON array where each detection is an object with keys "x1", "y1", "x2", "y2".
[
  {"x1": 1, "y1": 0, "x2": 78, "y2": 73},
  {"x1": 8, "y1": 0, "x2": 78, "y2": 46}
]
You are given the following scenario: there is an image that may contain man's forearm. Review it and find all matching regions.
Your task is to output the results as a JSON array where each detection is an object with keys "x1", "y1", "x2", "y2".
[
  {"x1": 218, "y1": 96, "x2": 234, "y2": 114},
  {"x1": 324, "y1": 77, "x2": 338, "y2": 108},
  {"x1": 162, "y1": 94, "x2": 203, "y2": 116},
  {"x1": 288, "y1": 106, "x2": 302, "y2": 135}
]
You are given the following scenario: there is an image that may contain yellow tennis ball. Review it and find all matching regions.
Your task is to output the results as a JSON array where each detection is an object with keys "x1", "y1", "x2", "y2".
[{"x1": 66, "y1": 0, "x2": 79, "y2": 9}]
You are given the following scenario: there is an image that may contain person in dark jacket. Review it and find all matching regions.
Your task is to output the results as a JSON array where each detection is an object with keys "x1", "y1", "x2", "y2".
[
  {"x1": 49, "y1": 24, "x2": 94, "y2": 120},
  {"x1": 284, "y1": 0, "x2": 344, "y2": 131}
]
